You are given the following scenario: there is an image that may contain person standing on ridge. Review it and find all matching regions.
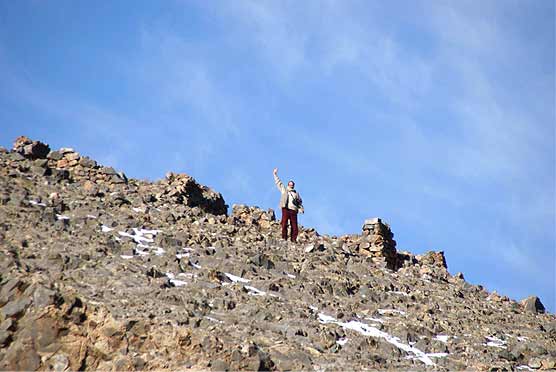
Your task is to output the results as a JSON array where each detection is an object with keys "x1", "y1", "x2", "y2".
[{"x1": 273, "y1": 168, "x2": 304, "y2": 242}]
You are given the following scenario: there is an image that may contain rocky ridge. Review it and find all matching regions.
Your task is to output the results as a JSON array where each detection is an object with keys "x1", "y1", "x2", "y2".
[{"x1": 0, "y1": 136, "x2": 554, "y2": 371}]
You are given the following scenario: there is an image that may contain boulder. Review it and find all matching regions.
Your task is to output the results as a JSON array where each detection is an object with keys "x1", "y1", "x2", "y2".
[
  {"x1": 12, "y1": 136, "x2": 50, "y2": 160},
  {"x1": 163, "y1": 172, "x2": 227, "y2": 215},
  {"x1": 520, "y1": 296, "x2": 546, "y2": 314}
]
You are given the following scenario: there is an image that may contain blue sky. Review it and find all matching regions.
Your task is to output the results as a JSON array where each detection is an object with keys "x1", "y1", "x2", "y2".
[{"x1": 0, "y1": 1, "x2": 554, "y2": 312}]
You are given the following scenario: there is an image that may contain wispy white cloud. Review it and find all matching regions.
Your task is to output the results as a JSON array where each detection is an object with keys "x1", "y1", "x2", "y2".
[
  {"x1": 205, "y1": 1, "x2": 434, "y2": 108},
  {"x1": 132, "y1": 27, "x2": 242, "y2": 138}
]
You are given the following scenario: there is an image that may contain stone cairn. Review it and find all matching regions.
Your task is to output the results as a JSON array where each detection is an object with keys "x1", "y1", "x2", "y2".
[
  {"x1": 46, "y1": 148, "x2": 127, "y2": 186},
  {"x1": 11, "y1": 136, "x2": 127, "y2": 187},
  {"x1": 357, "y1": 218, "x2": 398, "y2": 270}
]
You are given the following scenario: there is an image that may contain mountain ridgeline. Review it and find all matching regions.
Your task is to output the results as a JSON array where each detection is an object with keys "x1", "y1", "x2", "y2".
[{"x1": 0, "y1": 136, "x2": 554, "y2": 371}]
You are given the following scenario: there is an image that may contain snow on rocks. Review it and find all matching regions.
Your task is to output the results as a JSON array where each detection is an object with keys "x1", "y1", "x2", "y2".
[
  {"x1": 318, "y1": 313, "x2": 446, "y2": 366},
  {"x1": 166, "y1": 273, "x2": 187, "y2": 287},
  {"x1": 101, "y1": 225, "x2": 113, "y2": 232},
  {"x1": 28, "y1": 200, "x2": 46, "y2": 207},
  {"x1": 377, "y1": 309, "x2": 406, "y2": 316},
  {"x1": 118, "y1": 228, "x2": 161, "y2": 244},
  {"x1": 3, "y1": 137, "x2": 555, "y2": 371},
  {"x1": 225, "y1": 273, "x2": 250, "y2": 283},
  {"x1": 364, "y1": 316, "x2": 384, "y2": 324},
  {"x1": 484, "y1": 336, "x2": 507, "y2": 349},
  {"x1": 222, "y1": 273, "x2": 267, "y2": 296},
  {"x1": 336, "y1": 338, "x2": 349, "y2": 346},
  {"x1": 204, "y1": 316, "x2": 223, "y2": 324},
  {"x1": 434, "y1": 335, "x2": 451, "y2": 343},
  {"x1": 152, "y1": 247, "x2": 165, "y2": 256},
  {"x1": 244, "y1": 285, "x2": 266, "y2": 296},
  {"x1": 111, "y1": 227, "x2": 164, "y2": 257}
]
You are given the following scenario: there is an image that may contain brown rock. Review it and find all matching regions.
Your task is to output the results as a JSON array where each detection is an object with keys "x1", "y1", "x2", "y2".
[
  {"x1": 83, "y1": 180, "x2": 99, "y2": 196},
  {"x1": 57, "y1": 159, "x2": 69, "y2": 168},
  {"x1": 520, "y1": 296, "x2": 546, "y2": 314},
  {"x1": 64, "y1": 152, "x2": 80, "y2": 161},
  {"x1": 12, "y1": 136, "x2": 50, "y2": 159}
]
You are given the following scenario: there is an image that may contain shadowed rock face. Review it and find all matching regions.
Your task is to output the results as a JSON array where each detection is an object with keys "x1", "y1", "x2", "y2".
[{"x1": 0, "y1": 137, "x2": 554, "y2": 371}]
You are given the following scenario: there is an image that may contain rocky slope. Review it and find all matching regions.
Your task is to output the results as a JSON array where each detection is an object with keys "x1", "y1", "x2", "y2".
[{"x1": 0, "y1": 136, "x2": 554, "y2": 371}]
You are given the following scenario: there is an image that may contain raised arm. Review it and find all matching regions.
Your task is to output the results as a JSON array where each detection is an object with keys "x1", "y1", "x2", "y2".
[{"x1": 273, "y1": 168, "x2": 286, "y2": 193}]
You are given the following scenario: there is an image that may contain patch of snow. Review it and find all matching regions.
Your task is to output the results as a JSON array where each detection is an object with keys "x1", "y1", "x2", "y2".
[
  {"x1": 336, "y1": 338, "x2": 349, "y2": 346},
  {"x1": 118, "y1": 228, "x2": 161, "y2": 245},
  {"x1": 484, "y1": 336, "x2": 507, "y2": 349},
  {"x1": 176, "y1": 253, "x2": 190, "y2": 259},
  {"x1": 29, "y1": 200, "x2": 47, "y2": 207},
  {"x1": 56, "y1": 214, "x2": 70, "y2": 220},
  {"x1": 390, "y1": 291, "x2": 409, "y2": 296},
  {"x1": 425, "y1": 353, "x2": 449, "y2": 358},
  {"x1": 364, "y1": 317, "x2": 384, "y2": 324},
  {"x1": 120, "y1": 255, "x2": 133, "y2": 259},
  {"x1": 87, "y1": 215, "x2": 97, "y2": 219},
  {"x1": 118, "y1": 231, "x2": 136, "y2": 240},
  {"x1": 205, "y1": 316, "x2": 223, "y2": 323},
  {"x1": 225, "y1": 273, "x2": 250, "y2": 283},
  {"x1": 152, "y1": 247, "x2": 165, "y2": 256},
  {"x1": 309, "y1": 305, "x2": 318, "y2": 311},
  {"x1": 318, "y1": 313, "x2": 438, "y2": 366},
  {"x1": 101, "y1": 225, "x2": 113, "y2": 232},
  {"x1": 434, "y1": 335, "x2": 450, "y2": 343},
  {"x1": 378, "y1": 309, "x2": 406, "y2": 316},
  {"x1": 191, "y1": 262, "x2": 202, "y2": 269},
  {"x1": 170, "y1": 279, "x2": 187, "y2": 287},
  {"x1": 516, "y1": 366, "x2": 534, "y2": 371},
  {"x1": 318, "y1": 313, "x2": 337, "y2": 323},
  {"x1": 166, "y1": 273, "x2": 187, "y2": 287},
  {"x1": 245, "y1": 285, "x2": 266, "y2": 296},
  {"x1": 517, "y1": 336, "x2": 528, "y2": 342},
  {"x1": 285, "y1": 272, "x2": 296, "y2": 279},
  {"x1": 132, "y1": 207, "x2": 145, "y2": 213}
]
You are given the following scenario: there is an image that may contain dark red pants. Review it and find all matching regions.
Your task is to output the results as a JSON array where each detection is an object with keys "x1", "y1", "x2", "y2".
[{"x1": 281, "y1": 208, "x2": 298, "y2": 242}]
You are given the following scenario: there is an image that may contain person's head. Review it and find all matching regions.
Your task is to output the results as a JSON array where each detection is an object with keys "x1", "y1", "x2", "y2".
[{"x1": 287, "y1": 180, "x2": 295, "y2": 189}]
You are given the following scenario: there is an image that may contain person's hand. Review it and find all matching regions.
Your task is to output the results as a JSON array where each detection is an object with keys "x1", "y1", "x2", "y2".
[{"x1": 273, "y1": 168, "x2": 278, "y2": 175}]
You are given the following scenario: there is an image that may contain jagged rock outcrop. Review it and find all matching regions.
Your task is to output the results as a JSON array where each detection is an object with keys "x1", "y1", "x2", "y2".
[
  {"x1": 159, "y1": 172, "x2": 227, "y2": 215},
  {"x1": 12, "y1": 136, "x2": 50, "y2": 160},
  {"x1": 0, "y1": 136, "x2": 554, "y2": 371},
  {"x1": 521, "y1": 296, "x2": 546, "y2": 314}
]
